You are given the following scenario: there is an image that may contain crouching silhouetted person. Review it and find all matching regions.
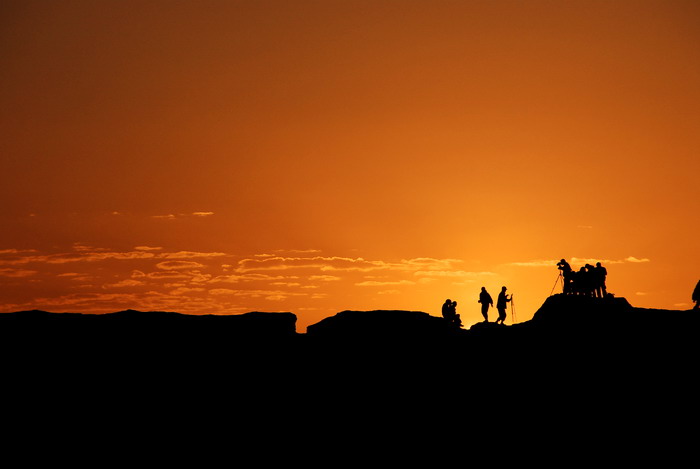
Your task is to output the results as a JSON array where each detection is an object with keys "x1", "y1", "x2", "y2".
[
  {"x1": 496, "y1": 286, "x2": 511, "y2": 325},
  {"x1": 693, "y1": 280, "x2": 700, "y2": 310},
  {"x1": 478, "y1": 287, "x2": 493, "y2": 322},
  {"x1": 442, "y1": 299, "x2": 462, "y2": 328}
]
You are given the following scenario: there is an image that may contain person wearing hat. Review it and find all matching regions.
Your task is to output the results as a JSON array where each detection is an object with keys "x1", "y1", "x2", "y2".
[{"x1": 496, "y1": 286, "x2": 511, "y2": 325}]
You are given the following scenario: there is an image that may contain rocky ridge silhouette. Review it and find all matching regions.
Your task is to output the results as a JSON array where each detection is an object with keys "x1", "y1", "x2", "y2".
[
  {"x1": 4, "y1": 294, "x2": 696, "y2": 448},
  {"x1": 2, "y1": 294, "x2": 695, "y2": 364}
]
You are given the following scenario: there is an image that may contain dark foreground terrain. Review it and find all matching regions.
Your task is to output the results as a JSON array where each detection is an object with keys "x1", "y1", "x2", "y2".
[
  {"x1": 2, "y1": 294, "x2": 697, "y2": 460},
  {"x1": 2, "y1": 294, "x2": 696, "y2": 380}
]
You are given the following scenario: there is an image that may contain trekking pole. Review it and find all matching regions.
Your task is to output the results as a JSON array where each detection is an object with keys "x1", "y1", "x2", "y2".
[
  {"x1": 549, "y1": 272, "x2": 562, "y2": 296},
  {"x1": 511, "y1": 294, "x2": 516, "y2": 324}
]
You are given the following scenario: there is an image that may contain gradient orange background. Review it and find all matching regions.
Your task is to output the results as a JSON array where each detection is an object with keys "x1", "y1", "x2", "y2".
[{"x1": 1, "y1": 0, "x2": 698, "y2": 332}]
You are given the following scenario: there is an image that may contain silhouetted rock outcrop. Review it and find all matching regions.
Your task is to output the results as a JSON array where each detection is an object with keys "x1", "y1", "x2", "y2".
[
  {"x1": 0, "y1": 309, "x2": 298, "y2": 356},
  {"x1": 2, "y1": 296, "x2": 696, "y2": 362},
  {"x1": 306, "y1": 310, "x2": 465, "y2": 342},
  {"x1": 531, "y1": 293, "x2": 633, "y2": 324},
  {"x1": 519, "y1": 293, "x2": 698, "y2": 344}
]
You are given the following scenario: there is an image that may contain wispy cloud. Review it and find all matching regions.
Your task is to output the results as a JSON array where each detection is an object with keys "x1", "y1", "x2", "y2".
[
  {"x1": 169, "y1": 287, "x2": 206, "y2": 295},
  {"x1": 0, "y1": 249, "x2": 37, "y2": 255},
  {"x1": 146, "y1": 271, "x2": 195, "y2": 280},
  {"x1": 152, "y1": 212, "x2": 215, "y2": 220},
  {"x1": 625, "y1": 256, "x2": 650, "y2": 263},
  {"x1": 103, "y1": 279, "x2": 145, "y2": 289},
  {"x1": 210, "y1": 273, "x2": 300, "y2": 284},
  {"x1": 508, "y1": 256, "x2": 651, "y2": 267},
  {"x1": 0, "y1": 245, "x2": 489, "y2": 318},
  {"x1": 158, "y1": 251, "x2": 227, "y2": 259},
  {"x1": 209, "y1": 288, "x2": 237, "y2": 295},
  {"x1": 234, "y1": 256, "x2": 463, "y2": 274},
  {"x1": 0, "y1": 268, "x2": 38, "y2": 277},
  {"x1": 355, "y1": 280, "x2": 416, "y2": 287},
  {"x1": 0, "y1": 245, "x2": 227, "y2": 266},
  {"x1": 208, "y1": 288, "x2": 308, "y2": 301},
  {"x1": 508, "y1": 259, "x2": 559, "y2": 267},
  {"x1": 156, "y1": 261, "x2": 206, "y2": 270},
  {"x1": 0, "y1": 251, "x2": 158, "y2": 265},
  {"x1": 308, "y1": 275, "x2": 341, "y2": 281},
  {"x1": 414, "y1": 270, "x2": 496, "y2": 278}
]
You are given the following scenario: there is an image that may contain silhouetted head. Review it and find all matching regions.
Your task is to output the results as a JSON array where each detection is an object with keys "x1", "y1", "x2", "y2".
[
  {"x1": 502, "y1": 286, "x2": 507, "y2": 291},
  {"x1": 453, "y1": 301, "x2": 458, "y2": 306},
  {"x1": 445, "y1": 299, "x2": 451, "y2": 303},
  {"x1": 560, "y1": 259, "x2": 566, "y2": 263},
  {"x1": 481, "y1": 287, "x2": 486, "y2": 291},
  {"x1": 596, "y1": 262, "x2": 601, "y2": 267}
]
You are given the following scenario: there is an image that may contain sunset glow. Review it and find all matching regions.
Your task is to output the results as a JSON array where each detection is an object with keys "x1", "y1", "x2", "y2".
[{"x1": 2, "y1": 0, "x2": 698, "y2": 332}]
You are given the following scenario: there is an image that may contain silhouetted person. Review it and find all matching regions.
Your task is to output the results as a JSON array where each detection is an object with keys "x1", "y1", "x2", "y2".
[
  {"x1": 594, "y1": 262, "x2": 607, "y2": 298},
  {"x1": 442, "y1": 299, "x2": 453, "y2": 320},
  {"x1": 496, "y1": 286, "x2": 511, "y2": 325},
  {"x1": 693, "y1": 280, "x2": 700, "y2": 310},
  {"x1": 584, "y1": 264, "x2": 595, "y2": 297},
  {"x1": 478, "y1": 287, "x2": 493, "y2": 322},
  {"x1": 557, "y1": 259, "x2": 572, "y2": 294},
  {"x1": 441, "y1": 299, "x2": 462, "y2": 328},
  {"x1": 573, "y1": 266, "x2": 589, "y2": 296},
  {"x1": 451, "y1": 301, "x2": 463, "y2": 328}
]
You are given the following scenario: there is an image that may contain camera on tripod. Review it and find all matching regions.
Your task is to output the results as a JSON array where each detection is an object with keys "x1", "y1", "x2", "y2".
[{"x1": 556, "y1": 259, "x2": 570, "y2": 273}]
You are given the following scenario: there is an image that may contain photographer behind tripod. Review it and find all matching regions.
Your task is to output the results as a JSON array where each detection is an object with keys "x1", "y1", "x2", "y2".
[{"x1": 557, "y1": 258, "x2": 572, "y2": 294}]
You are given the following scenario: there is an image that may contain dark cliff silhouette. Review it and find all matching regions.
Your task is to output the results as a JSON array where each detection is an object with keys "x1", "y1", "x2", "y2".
[
  {"x1": 0, "y1": 309, "x2": 297, "y2": 346},
  {"x1": 2, "y1": 294, "x2": 697, "y2": 375},
  {"x1": 4, "y1": 295, "x2": 697, "y2": 448},
  {"x1": 306, "y1": 309, "x2": 465, "y2": 342},
  {"x1": 2, "y1": 296, "x2": 696, "y2": 351}
]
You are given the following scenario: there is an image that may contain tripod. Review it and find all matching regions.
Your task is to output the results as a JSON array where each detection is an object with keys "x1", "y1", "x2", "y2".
[{"x1": 549, "y1": 272, "x2": 563, "y2": 296}]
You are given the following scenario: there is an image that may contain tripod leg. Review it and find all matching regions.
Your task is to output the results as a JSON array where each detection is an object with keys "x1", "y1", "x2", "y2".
[{"x1": 549, "y1": 273, "x2": 561, "y2": 296}]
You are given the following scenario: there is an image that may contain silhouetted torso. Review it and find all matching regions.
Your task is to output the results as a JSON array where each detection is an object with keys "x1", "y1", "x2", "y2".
[
  {"x1": 496, "y1": 287, "x2": 510, "y2": 324},
  {"x1": 479, "y1": 288, "x2": 493, "y2": 322}
]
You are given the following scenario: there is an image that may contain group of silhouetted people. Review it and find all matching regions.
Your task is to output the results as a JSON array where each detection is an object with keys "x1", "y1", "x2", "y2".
[
  {"x1": 479, "y1": 286, "x2": 511, "y2": 324},
  {"x1": 442, "y1": 285, "x2": 513, "y2": 328},
  {"x1": 557, "y1": 259, "x2": 608, "y2": 298},
  {"x1": 441, "y1": 264, "x2": 699, "y2": 331},
  {"x1": 441, "y1": 299, "x2": 463, "y2": 328}
]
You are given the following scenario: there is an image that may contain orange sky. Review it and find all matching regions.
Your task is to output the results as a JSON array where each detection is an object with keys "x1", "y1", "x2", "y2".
[{"x1": 1, "y1": 0, "x2": 698, "y2": 332}]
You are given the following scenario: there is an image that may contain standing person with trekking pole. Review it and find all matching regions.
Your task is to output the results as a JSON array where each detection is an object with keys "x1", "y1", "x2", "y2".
[{"x1": 496, "y1": 286, "x2": 511, "y2": 325}]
